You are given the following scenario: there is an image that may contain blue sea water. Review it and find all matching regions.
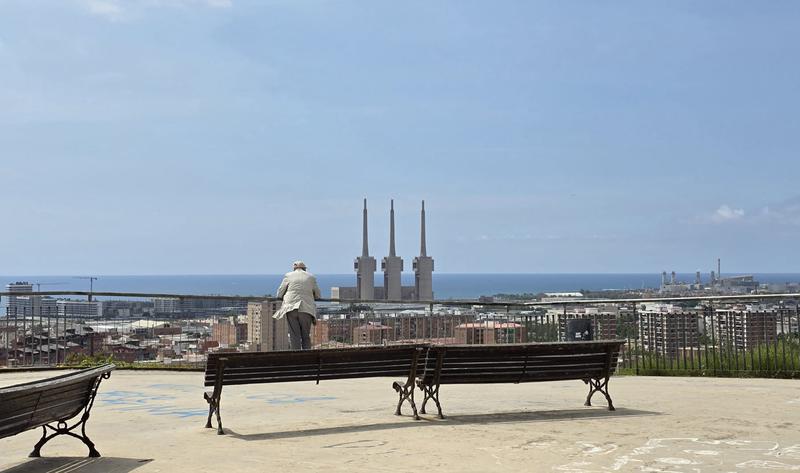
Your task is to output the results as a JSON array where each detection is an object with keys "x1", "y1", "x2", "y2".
[{"x1": 2, "y1": 273, "x2": 800, "y2": 302}]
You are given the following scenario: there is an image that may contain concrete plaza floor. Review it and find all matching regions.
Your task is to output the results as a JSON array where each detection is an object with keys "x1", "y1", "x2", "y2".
[{"x1": 1, "y1": 370, "x2": 799, "y2": 472}]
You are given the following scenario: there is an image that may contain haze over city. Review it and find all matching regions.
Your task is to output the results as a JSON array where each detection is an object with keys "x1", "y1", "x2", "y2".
[{"x1": 2, "y1": 1, "x2": 799, "y2": 275}]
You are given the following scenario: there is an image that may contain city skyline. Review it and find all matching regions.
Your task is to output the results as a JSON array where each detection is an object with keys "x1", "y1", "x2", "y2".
[{"x1": 1, "y1": 1, "x2": 800, "y2": 274}]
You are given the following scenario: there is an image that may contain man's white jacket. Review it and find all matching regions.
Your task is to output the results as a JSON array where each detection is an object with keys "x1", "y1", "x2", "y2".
[{"x1": 273, "y1": 269, "x2": 321, "y2": 320}]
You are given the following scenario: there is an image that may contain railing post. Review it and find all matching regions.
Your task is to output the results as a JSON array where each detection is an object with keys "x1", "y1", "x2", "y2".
[
  {"x1": 710, "y1": 302, "x2": 717, "y2": 377},
  {"x1": 505, "y1": 304, "x2": 510, "y2": 343},
  {"x1": 633, "y1": 304, "x2": 639, "y2": 375},
  {"x1": 23, "y1": 306, "x2": 28, "y2": 367},
  {"x1": 701, "y1": 305, "x2": 707, "y2": 372},
  {"x1": 793, "y1": 303, "x2": 799, "y2": 373},
  {"x1": 781, "y1": 306, "x2": 787, "y2": 374}
]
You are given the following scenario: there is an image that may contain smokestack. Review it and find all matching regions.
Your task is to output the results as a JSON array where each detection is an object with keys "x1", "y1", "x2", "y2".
[
  {"x1": 389, "y1": 199, "x2": 396, "y2": 257},
  {"x1": 362, "y1": 198, "x2": 369, "y2": 257},
  {"x1": 717, "y1": 258, "x2": 721, "y2": 280},
  {"x1": 420, "y1": 200, "x2": 427, "y2": 257}
]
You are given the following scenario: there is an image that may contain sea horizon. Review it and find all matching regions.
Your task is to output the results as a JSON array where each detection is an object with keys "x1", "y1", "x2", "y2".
[{"x1": 3, "y1": 273, "x2": 800, "y2": 303}]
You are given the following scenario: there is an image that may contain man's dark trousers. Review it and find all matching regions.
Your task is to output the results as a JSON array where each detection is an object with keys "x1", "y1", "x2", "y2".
[{"x1": 286, "y1": 309, "x2": 313, "y2": 350}]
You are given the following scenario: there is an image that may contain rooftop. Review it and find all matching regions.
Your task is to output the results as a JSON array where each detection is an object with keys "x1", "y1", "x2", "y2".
[{"x1": 1, "y1": 370, "x2": 799, "y2": 472}]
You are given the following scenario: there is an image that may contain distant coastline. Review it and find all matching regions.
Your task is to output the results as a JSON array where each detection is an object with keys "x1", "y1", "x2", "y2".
[{"x1": 3, "y1": 273, "x2": 800, "y2": 302}]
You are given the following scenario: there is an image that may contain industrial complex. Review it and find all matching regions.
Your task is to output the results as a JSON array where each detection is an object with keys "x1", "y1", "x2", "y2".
[{"x1": 331, "y1": 199, "x2": 434, "y2": 301}]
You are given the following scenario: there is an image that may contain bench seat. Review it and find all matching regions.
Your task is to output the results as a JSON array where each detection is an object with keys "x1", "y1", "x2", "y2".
[
  {"x1": 203, "y1": 345, "x2": 425, "y2": 434},
  {"x1": 0, "y1": 364, "x2": 114, "y2": 458},
  {"x1": 416, "y1": 341, "x2": 624, "y2": 418}
]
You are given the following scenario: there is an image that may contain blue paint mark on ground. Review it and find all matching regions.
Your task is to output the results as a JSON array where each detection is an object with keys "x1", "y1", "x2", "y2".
[
  {"x1": 148, "y1": 384, "x2": 199, "y2": 393},
  {"x1": 246, "y1": 393, "x2": 337, "y2": 404},
  {"x1": 99, "y1": 390, "x2": 207, "y2": 418}
]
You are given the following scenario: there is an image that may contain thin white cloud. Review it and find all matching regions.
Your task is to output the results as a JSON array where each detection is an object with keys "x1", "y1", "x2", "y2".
[
  {"x1": 711, "y1": 205, "x2": 745, "y2": 223},
  {"x1": 77, "y1": 0, "x2": 232, "y2": 22},
  {"x1": 467, "y1": 233, "x2": 619, "y2": 242},
  {"x1": 697, "y1": 197, "x2": 800, "y2": 228},
  {"x1": 205, "y1": 0, "x2": 233, "y2": 7},
  {"x1": 757, "y1": 196, "x2": 800, "y2": 226},
  {"x1": 81, "y1": 0, "x2": 126, "y2": 21},
  {"x1": 143, "y1": 0, "x2": 233, "y2": 7}
]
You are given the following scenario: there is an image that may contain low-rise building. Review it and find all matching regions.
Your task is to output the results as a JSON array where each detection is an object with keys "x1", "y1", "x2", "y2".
[
  {"x1": 57, "y1": 300, "x2": 103, "y2": 318},
  {"x1": 353, "y1": 322, "x2": 393, "y2": 345},
  {"x1": 212, "y1": 317, "x2": 247, "y2": 347},
  {"x1": 454, "y1": 321, "x2": 525, "y2": 345}
]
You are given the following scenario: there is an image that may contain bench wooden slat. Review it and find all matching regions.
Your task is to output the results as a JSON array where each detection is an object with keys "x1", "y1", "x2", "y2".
[
  {"x1": 212, "y1": 365, "x2": 419, "y2": 383},
  {"x1": 217, "y1": 371, "x2": 420, "y2": 386},
  {"x1": 1, "y1": 378, "x2": 95, "y2": 405},
  {"x1": 214, "y1": 358, "x2": 417, "y2": 372},
  {"x1": 440, "y1": 371, "x2": 608, "y2": 384},
  {"x1": 439, "y1": 361, "x2": 607, "y2": 373},
  {"x1": 439, "y1": 342, "x2": 619, "y2": 355},
  {"x1": 211, "y1": 364, "x2": 417, "y2": 379}
]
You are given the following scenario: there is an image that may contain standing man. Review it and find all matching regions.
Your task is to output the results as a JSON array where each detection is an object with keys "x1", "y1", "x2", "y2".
[{"x1": 274, "y1": 261, "x2": 321, "y2": 350}]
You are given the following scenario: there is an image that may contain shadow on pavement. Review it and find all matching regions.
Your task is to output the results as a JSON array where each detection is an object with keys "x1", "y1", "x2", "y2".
[
  {"x1": 226, "y1": 407, "x2": 660, "y2": 441},
  {"x1": 0, "y1": 458, "x2": 153, "y2": 473}
]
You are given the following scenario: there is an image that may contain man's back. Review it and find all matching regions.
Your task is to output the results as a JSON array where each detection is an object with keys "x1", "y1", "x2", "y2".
[{"x1": 276, "y1": 269, "x2": 321, "y2": 318}]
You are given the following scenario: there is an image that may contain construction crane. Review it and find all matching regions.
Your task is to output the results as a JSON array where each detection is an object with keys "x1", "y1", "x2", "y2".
[
  {"x1": 74, "y1": 277, "x2": 99, "y2": 301},
  {"x1": 32, "y1": 282, "x2": 67, "y2": 292}
]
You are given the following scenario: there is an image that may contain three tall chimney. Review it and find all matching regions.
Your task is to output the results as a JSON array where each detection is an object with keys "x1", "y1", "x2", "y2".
[
  {"x1": 382, "y1": 200, "x2": 403, "y2": 300},
  {"x1": 354, "y1": 198, "x2": 376, "y2": 300},
  {"x1": 414, "y1": 200, "x2": 434, "y2": 301}
]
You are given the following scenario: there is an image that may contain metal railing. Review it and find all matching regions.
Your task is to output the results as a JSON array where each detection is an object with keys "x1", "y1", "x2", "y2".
[{"x1": 1, "y1": 291, "x2": 798, "y2": 378}]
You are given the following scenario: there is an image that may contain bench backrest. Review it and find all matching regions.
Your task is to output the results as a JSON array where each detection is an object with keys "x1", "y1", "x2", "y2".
[
  {"x1": 205, "y1": 345, "x2": 425, "y2": 387},
  {"x1": 0, "y1": 364, "x2": 114, "y2": 440},
  {"x1": 421, "y1": 341, "x2": 624, "y2": 385}
]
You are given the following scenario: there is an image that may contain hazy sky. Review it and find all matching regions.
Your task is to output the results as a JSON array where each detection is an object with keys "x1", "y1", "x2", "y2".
[{"x1": 1, "y1": 1, "x2": 799, "y2": 275}]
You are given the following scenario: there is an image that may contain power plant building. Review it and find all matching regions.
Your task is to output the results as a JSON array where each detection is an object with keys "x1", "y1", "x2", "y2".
[{"x1": 333, "y1": 199, "x2": 434, "y2": 302}]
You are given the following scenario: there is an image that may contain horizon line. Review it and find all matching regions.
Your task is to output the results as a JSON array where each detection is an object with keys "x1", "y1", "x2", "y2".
[{"x1": 3, "y1": 271, "x2": 800, "y2": 277}]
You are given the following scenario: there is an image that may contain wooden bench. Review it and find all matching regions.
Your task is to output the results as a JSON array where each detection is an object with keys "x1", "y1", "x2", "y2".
[
  {"x1": 204, "y1": 345, "x2": 425, "y2": 434},
  {"x1": 0, "y1": 364, "x2": 114, "y2": 458},
  {"x1": 416, "y1": 341, "x2": 625, "y2": 418}
]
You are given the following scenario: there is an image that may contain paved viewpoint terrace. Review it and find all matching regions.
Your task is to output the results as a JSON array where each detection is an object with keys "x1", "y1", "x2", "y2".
[{"x1": 1, "y1": 371, "x2": 799, "y2": 473}]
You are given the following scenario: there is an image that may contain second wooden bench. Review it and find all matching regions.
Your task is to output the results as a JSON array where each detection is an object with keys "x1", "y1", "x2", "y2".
[{"x1": 415, "y1": 340, "x2": 625, "y2": 418}]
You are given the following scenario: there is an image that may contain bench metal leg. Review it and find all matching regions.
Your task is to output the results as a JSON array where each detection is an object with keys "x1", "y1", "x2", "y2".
[
  {"x1": 584, "y1": 376, "x2": 615, "y2": 411},
  {"x1": 417, "y1": 381, "x2": 444, "y2": 419},
  {"x1": 215, "y1": 401, "x2": 224, "y2": 435},
  {"x1": 392, "y1": 381, "x2": 420, "y2": 420},
  {"x1": 205, "y1": 400, "x2": 215, "y2": 429},
  {"x1": 204, "y1": 393, "x2": 225, "y2": 435},
  {"x1": 29, "y1": 372, "x2": 109, "y2": 458},
  {"x1": 29, "y1": 416, "x2": 100, "y2": 458},
  {"x1": 204, "y1": 359, "x2": 226, "y2": 434}
]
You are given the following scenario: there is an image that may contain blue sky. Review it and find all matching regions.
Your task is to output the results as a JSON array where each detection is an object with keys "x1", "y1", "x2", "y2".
[{"x1": 1, "y1": 1, "x2": 799, "y2": 275}]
